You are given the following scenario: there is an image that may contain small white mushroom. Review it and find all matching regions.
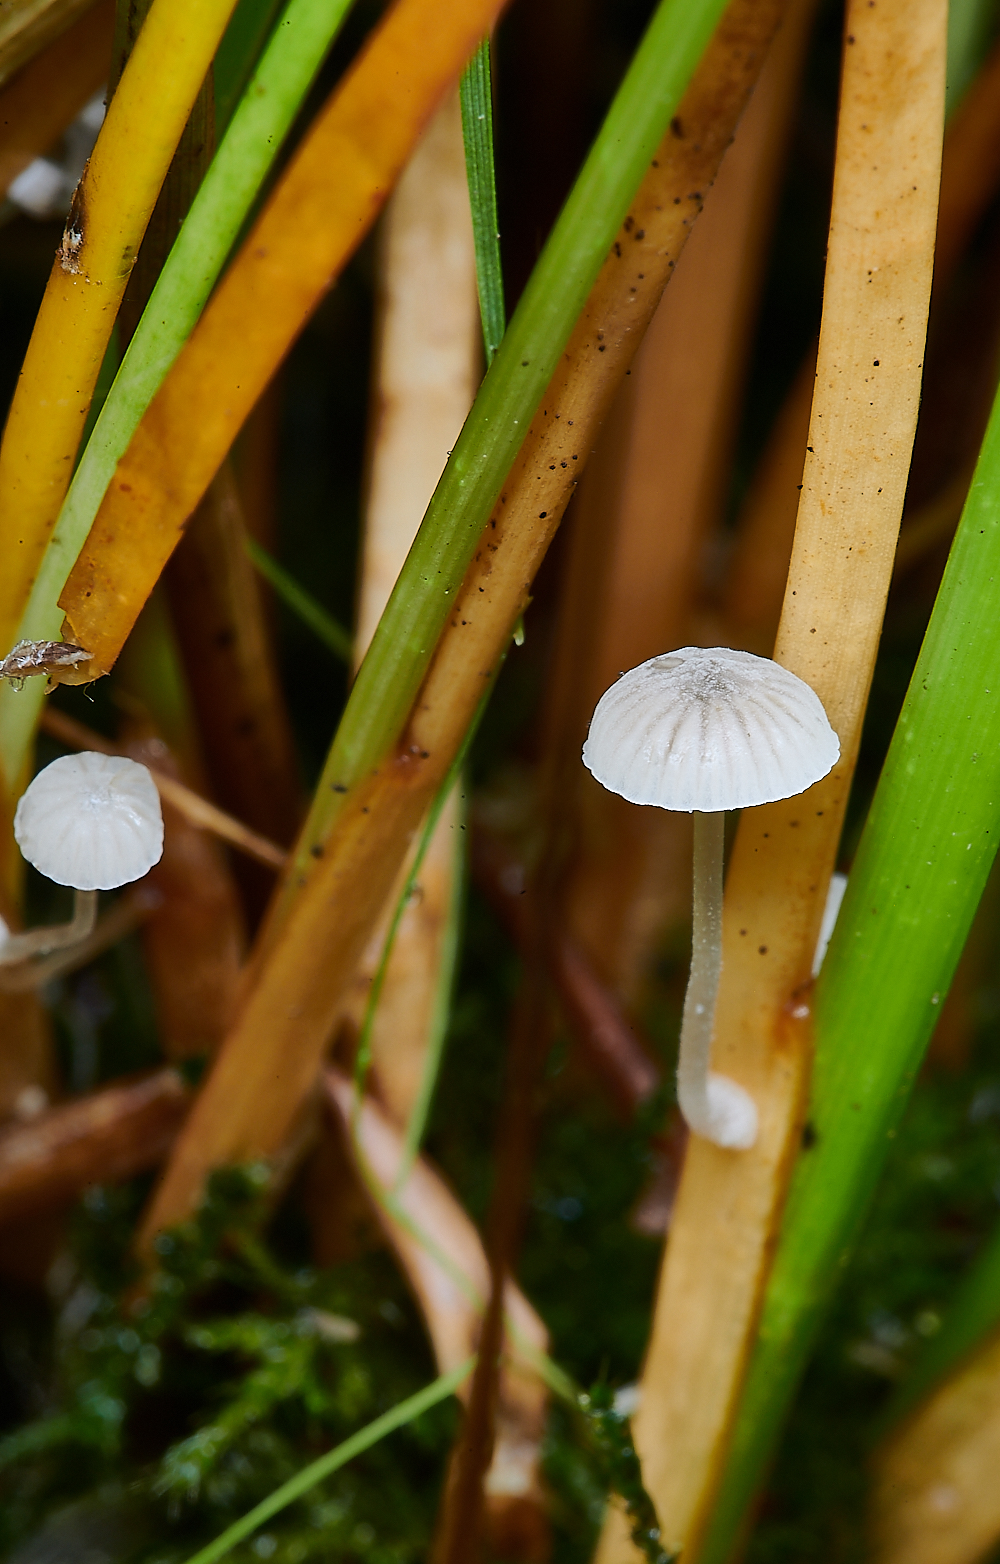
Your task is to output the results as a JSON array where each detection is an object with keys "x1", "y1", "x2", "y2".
[
  {"x1": 583, "y1": 646, "x2": 839, "y2": 1150},
  {"x1": 2, "y1": 752, "x2": 163, "y2": 965}
]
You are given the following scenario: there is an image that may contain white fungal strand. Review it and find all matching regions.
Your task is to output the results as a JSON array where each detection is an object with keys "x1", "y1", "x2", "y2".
[
  {"x1": 14, "y1": 752, "x2": 164, "y2": 891},
  {"x1": 583, "y1": 646, "x2": 840, "y2": 813}
]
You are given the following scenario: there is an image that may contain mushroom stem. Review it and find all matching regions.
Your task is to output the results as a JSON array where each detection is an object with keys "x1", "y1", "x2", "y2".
[
  {"x1": 0, "y1": 888, "x2": 98, "y2": 966},
  {"x1": 677, "y1": 812, "x2": 758, "y2": 1150}
]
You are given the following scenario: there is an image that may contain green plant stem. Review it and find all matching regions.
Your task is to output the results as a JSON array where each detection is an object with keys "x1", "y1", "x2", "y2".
[
  {"x1": 352, "y1": 689, "x2": 487, "y2": 1115},
  {"x1": 302, "y1": 0, "x2": 729, "y2": 854},
  {"x1": 459, "y1": 36, "x2": 505, "y2": 365},
  {"x1": 0, "y1": 0, "x2": 355, "y2": 783},
  {"x1": 702, "y1": 374, "x2": 1000, "y2": 1564},
  {"x1": 395, "y1": 784, "x2": 465, "y2": 1191},
  {"x1": 245, "y1": 536, "x2": 352, "y2": 662},
  {"x1": 179, "y1": 1357, "x2": 475, "y2": 1564}
]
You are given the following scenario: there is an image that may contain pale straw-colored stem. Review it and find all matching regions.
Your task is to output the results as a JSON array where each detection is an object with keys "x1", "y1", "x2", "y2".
[
  {"x1": 677, "y1": 813, "x2": 757, "y2": 1150},
  {"x1": 0, "y1": 887, "x2": 97, "y2": 964}
]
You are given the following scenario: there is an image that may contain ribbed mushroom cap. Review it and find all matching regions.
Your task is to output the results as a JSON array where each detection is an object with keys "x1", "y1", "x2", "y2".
[
  {"x1": 583, "y1": 647, "x2": 839, "y2": 813},
  {"x1": 14, "y1": 752, "x2": 164, "y2": 891}
]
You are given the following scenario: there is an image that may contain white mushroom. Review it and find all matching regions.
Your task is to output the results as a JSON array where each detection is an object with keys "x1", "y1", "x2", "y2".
[
  {"x1": 583, "y1": 646, "x2": 839, "y2": 1150},
  {"x1": 2, "y1": 752, "x2": 163, "y2": 964}
]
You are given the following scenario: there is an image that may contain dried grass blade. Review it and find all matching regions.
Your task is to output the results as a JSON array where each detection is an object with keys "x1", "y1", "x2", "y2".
[{"x1": 600, "y1": 2, "x2": 947, "y2": 1558}]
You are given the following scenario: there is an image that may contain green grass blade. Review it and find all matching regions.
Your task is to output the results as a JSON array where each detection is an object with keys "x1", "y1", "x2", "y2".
[
  {"x1": 701, "y1": 377, "x2": 1000, "y2": 1563},
  {"x1": 180, "y1": 1357, "x2": 474, "y2": 1564},
  {"x1": 308, "y1": 0, "x2": 729, "y2": 842},
  {"x1": 0, "y1": 0, "x2": 355, "y2": 786},
  {"x1": 460, "y1": 37, "x2": 505, "y2": 365},
  {"x1": 245, "y1": 537, "x2": 353, "y2": 662}
]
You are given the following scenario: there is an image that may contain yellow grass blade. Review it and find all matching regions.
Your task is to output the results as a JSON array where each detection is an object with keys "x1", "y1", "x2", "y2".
[
  {"x1": 595, "y1": 2, "x2": 947, "y2": 1558},
  {"x1": 56, "y1": 0, "x2": 511, "y2": 682},
  {"x1": 0, "y1": 0, "x2": 240, "y2": 670}
]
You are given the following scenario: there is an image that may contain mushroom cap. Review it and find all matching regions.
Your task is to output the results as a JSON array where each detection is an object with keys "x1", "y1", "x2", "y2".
[
  {"x1": 582, "y1": 646, "x2": 840, "y2": 813},
  {"x1": 14, "y1": 752, "x2": 164, "y2": 890}
]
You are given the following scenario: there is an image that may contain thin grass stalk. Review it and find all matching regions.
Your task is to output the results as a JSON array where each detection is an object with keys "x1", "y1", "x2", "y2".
[
  {"x1": 0, "y1": 0, "x2": 357, "y2": 784},
  {"x1": 395, "y1": 825, "x2": 464, "y2": 1187},
  {"x1": 138, "y1": 0, "x2": 789, "y2": 1241},
  {"x1": 178, "y1": 1359, "x2": 476, "y2": 1564},
  {"x1": 459, "y1": 38, "x2": 504, "y2": 366},
  {"x1": 598, "y1": 3, "x2": 947, "y2": 1556},
  {"x1": 702, "y1": 298, "x2": 1000, "y2": 1564},
  {"x1": 0, "y1": 0, "x2": 240, "y2": 692},
  {"x1": 0, "y1": 0, "x2": 113, "y2": 200}
]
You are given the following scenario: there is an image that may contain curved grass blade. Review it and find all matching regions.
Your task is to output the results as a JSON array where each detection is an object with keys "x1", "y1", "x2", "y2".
[{"x1": 179, "y1": 1357, "x2": 475, "y2": 1564}]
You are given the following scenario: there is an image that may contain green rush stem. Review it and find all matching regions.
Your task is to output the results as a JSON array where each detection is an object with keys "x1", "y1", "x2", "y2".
[
  {"x1": 350, "y1": 771, "x2": 460, "y2": 1108},
  {"x1": 0, "y1": 0, "x2": 356, "y2": 789},
  {"x1": 701, "y1": 370, "x2": 1000, "y2": 1564},
  {"x1": 294, "y1": 0, "x2": 730, "y2": 867},
  {"x1": 245, "y1": 536, "x2": 353, "y2": 663},
  {"x1": 178, "y1": 1358, "x2": 475, "y2": 1564},
  {"x1": 460, "y1": 36, "x2": 505, "y2": 366}
]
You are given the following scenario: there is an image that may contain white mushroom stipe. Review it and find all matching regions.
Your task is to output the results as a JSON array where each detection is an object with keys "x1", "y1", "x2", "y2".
[
  {"x1": 15, "y1": 752, "x2": 163, "y2": 891},
  {"x1": 583, "y1": 647, "x2": 839, "y2": 1151}
]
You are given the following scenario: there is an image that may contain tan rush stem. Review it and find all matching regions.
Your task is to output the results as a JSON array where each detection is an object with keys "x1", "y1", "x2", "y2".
[
  {"x1": 677, "y1": 811, "x2": 757, "y2": 1150},
  {"x1": 0, "y1": 888, "x2": 98, "y2": 965}
]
